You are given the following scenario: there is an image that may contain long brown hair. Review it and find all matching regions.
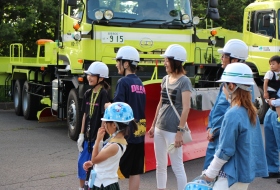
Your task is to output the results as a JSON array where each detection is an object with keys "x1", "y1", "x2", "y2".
[
  {"x1": 232, "y1": 87, "x2": 257, "y2": 125},
  {"x1": 168, "y1": 58, "x2": 186, "y2": 75}
]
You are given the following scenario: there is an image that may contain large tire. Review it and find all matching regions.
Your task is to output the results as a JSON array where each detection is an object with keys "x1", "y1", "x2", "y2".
[
  {"x1": 67, "y1": 89, "x2": 82, "y2": 141},
  {"x1": 255, "y1": 87, "x2": 269, "y2": 124},
  {"x1": 22, "y1": 81, "x2": 39, "y2": 120},
  {"x1": 13, "y1": 80, "x2": 24, "y2": 116}
]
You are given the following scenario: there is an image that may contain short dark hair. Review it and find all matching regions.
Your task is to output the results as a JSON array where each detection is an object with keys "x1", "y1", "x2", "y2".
[
  {"x1": 168, "y1": 58, "x2": 186, "y2": 75},
  {"x1": 269, "y1": 55, "x2": 280, "y2": 64}
]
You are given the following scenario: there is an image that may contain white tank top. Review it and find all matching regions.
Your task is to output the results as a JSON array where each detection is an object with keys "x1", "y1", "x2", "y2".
[{"x1": 93, "y1": 143, "x2": 126, "y2": 187}]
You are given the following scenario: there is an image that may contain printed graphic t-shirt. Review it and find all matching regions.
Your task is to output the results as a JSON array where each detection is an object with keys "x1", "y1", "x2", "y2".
[
  {"x1": 156, "y1": 75, "x2": 192, "y2": 133},
  {"x1": 113, "y1": 74, "x2": 146, "y2": 144},
  {"x1": 81, "y1": 88, "x2": 110, "y2": 142}
]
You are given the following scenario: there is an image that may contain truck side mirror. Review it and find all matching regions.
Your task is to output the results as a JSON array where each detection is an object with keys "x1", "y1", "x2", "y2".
[
  {"x1": 263, "y1": 15, "x2": 270, "y2": 28},
  {"x1": 67, "y1": 0, "x2": 77, "y2": 7},
  {"x1": 207, "y1": 0, "x2": 220, "y2": 20}
]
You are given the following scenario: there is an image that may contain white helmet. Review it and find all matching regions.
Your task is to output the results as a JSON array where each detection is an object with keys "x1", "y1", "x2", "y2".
[
  {"x1": 217, "y1": 39, "x2": 248, "y2": 60},
  {"x1": 84, "y1": 61, "x2": 109, "y2": 78},
  {"x1": 115, "y1": 46, "x2": 140, "y2": 65},
  {"x1": 161, "y1": 44, "x2": 187, "y2": 62},
  {"x1": 217, "y1": 63, "x2": 254, "y2": 85}
]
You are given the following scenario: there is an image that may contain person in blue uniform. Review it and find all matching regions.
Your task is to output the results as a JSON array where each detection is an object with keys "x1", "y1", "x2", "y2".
[
  {"x1": 106, "y1": 46, "x2": 146, "y2": 190},
  {"x1": 264, "y1": 92, "x2": 280, "y2": 180},
  {"x1": 203, "y1": 39, "x2": 250, "y2": 170},
  {"x1": 203, "y1": 63, "x2": 268, "y2": 189}
]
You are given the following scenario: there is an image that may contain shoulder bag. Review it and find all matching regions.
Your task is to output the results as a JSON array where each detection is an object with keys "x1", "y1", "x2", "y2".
[{"x1": 165, "y1": 76, "x2": 192, "y2": 144}]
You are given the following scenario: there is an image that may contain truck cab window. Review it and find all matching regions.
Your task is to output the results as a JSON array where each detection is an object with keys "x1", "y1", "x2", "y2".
[
  {"x1": 278, "y1": 10, "x2": 280, "y2": 39},
  {"x1": 255, "y1": 11, "x2": 275, "y2": 38},
  {"x1": 87, "y1": 0, "x2": 192, "y2": 27},
  {"x1": 70, "y1": 0, "x2": 83, "y2": 20}
]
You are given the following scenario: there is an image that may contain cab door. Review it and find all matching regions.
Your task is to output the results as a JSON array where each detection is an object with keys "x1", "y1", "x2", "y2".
[{"x1": 247, "y1": 10, "x2": 277, "y2": 76}]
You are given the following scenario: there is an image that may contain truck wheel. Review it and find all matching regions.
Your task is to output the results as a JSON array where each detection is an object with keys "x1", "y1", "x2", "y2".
[
  {"x1": 67, "y1": 89, "x2": 82, "y2": 141},
  {"x1": 22, "y1": 81, "x2": 39, "y2": 120},
  {"x1": 255, "y1": 87, "x2": 269, "y2": 124},
  {"x1": 13, "y1": 80, "x2": 24, "y2": 116}
]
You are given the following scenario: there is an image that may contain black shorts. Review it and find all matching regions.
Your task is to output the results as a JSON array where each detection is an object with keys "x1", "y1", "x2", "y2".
[
  {"x1": 118, "y1": 142, "x2": 145, "y2": 178},
  {"x1": 268, "y1": 91, "x2": 279, "y2": 99}
]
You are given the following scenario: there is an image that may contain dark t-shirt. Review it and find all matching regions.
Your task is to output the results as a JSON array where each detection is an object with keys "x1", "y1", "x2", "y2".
[
  {"x1": 113, "y1": 74, "x2": 146, "y2": 144},
  {"x1": 81, "y1": 88, "x2": 110, "y2": 142}
]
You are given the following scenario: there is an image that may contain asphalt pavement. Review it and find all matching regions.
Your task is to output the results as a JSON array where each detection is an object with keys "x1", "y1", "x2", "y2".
[{"x1": 0, "y1": 108, "x2": 279, "y2": 190}]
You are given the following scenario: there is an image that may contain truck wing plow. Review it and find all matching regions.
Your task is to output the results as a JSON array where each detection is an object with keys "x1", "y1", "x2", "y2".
[
  {"x1": 144, "y1": 80, "x2": 219, "y2": 171},
  {"x1": 36, "y1": 98, "x2": 57, "y2": 123}
]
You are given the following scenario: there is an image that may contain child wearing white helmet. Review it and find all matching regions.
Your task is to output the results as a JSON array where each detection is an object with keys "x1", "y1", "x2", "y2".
[
  {"x1": 106, "y1": 46, "x2": 146, "y2": 190},
  {"x1": 203, "y1": 39, "x2": 251, "y2": 171},
  {"x1": 148, "y1": 44, "x2": 192, "y2": 190},
  {"x1": 77, "y1": 62, "x2": 111, "y2": 190},
  {"x1": 202, "y1": 63, "x2": 268, "y2": 190},
  {"x1": 83, "y1": 102, "x2": 137, "y2": 190}
]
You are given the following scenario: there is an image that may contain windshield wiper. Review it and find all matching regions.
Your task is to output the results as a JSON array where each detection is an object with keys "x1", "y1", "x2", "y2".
[
  {"x1": 130, "y1": 19, "x2": 166, "y2": 26},
  {"x1": 161, "y1": 19, "x2": 182, "y2": 25},
  {"x1": 111, "y1": 17, "x2": 136, "y2": 20}
]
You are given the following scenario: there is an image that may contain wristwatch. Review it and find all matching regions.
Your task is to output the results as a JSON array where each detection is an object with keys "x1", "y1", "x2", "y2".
[{"x1": 177, "y1": 126, "x2": 185, "y2": 133}]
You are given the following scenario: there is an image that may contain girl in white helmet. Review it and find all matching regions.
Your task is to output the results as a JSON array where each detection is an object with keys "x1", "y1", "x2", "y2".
[
  {"x1": 203, "y1": 63, "x2": 268, "y2": 190},
  {"x1": 83, "y1": 102, "x2": 138, "y2": 190},
  {"x1": 148, "y1": 44, "x2": 192, "y2": 190},
  {"x1": 105, "y1": 46, "x2": 146, "y2": 190},
  {"x1": 77, "y1": 62, "x2": 111, "y2": 190}
]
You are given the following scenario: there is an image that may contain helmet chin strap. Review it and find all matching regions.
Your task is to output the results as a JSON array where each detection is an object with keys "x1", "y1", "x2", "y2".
[
  {"x1": 224, "y1": 83, "x2": 251, "y2": 104},
  {"x1": 103, "y1": 122, "x2": 124, "y2": 145},
  {"x1": 92, "y1": 76, "x2": 104, "y2": 89},
  {"x1": 121, "y1": 60, "x2": 126, "y2": 76}
]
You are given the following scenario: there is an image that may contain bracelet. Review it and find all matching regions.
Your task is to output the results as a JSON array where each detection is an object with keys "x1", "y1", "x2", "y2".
[{"x1": 177, "y1": 126, "x2": 185, "y2": 132}]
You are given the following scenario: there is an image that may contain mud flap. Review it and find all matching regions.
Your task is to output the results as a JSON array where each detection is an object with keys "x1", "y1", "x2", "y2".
[
  {"x1": 37, "y1": 107, "x2": 57, "y2": 123},
  {"x1": 144, "y1": 80, "x2": 219, "y2": 171}
]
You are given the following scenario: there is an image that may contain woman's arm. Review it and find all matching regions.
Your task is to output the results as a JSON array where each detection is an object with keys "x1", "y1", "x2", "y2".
[
  {"x1": 174, "y1": 90, "x2": 191, "y2": 147},
  {"x1": 179, "y1": 90, "x2": 191, "y2": 127}
]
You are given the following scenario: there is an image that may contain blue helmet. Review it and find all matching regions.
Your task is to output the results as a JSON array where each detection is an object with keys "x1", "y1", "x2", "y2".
[
  {"x1": 185, "y1": 179, "x2": 213, "y2": 190},
  {"x1": 101, "y1": 102, "x2": 134, "y2": 123}
]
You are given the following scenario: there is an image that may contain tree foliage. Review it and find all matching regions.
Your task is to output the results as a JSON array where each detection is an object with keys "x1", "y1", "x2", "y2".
[
  {"x1": 0, "y1": 0, "x2": 256, "y2": 57},
  {"x1": 192, "y1": 0, "x2": 254, "y2": 31},
  {"x1": 0, "y1": 0, "x2": 58, "y2": 56}
]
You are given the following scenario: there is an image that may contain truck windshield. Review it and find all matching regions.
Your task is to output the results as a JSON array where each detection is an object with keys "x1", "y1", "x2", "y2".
[{"x1": 87, "y1": 0, "x2": 192, "y2": 27}]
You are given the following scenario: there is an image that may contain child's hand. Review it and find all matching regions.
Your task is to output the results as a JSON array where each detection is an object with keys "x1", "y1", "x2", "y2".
[
  {"x1": 263, "y1": 92, "x2": 269, "y2": 99},
  {"x1": 83, "y1": 161, "x2": 93, "y2": 171},
  {"x1": 96, "y1": 126, "x2": 106, "y2": 141}
]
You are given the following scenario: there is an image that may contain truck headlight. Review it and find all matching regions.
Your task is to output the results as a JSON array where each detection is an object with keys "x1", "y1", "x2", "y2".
[
  {"x1": 104, "y1": 10, "x2": 113, "y2": 20},
  {"x1": 95, "y1": 10, "x2": 103, "y2": 20},
  {"x1": 181, "y1": 14, "x2": 190, "y2": 24},
  {"x1": 193, "y1": 16, "x2": 200, "y2": 25}
]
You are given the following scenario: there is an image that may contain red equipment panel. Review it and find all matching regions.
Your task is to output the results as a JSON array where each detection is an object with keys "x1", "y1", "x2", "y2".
[{"x1": 144, "y1": 81, "x2": 209, "y2": 171}]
